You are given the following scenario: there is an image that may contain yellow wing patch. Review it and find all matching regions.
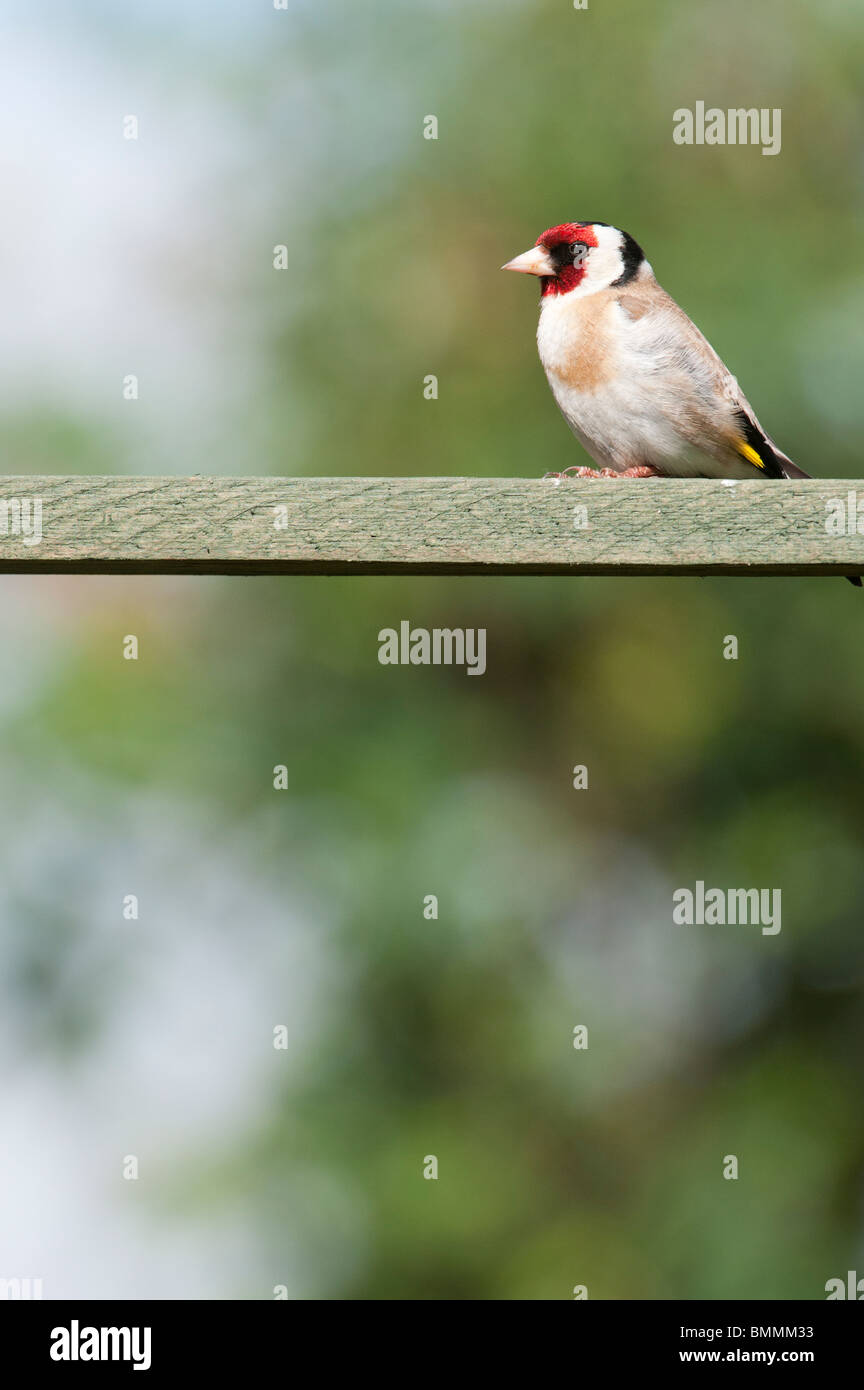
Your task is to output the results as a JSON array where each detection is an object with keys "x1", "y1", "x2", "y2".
[{"x1": 737, "y1": 441, "x2": 765, "y2": 470}]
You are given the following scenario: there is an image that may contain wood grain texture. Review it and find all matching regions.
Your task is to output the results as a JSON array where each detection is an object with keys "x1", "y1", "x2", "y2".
[{"x1": 0, "y1": 475, "x2": 862, "y2": 576}]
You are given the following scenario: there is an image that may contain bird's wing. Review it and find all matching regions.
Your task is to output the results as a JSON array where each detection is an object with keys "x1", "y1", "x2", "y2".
[{"x1": 617, "y1": 280, "x2": 798, "y2": 478}]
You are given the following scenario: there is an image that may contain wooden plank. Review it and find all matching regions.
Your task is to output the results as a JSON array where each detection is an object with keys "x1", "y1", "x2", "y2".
[{"x1": 0, "y1": 475, "x2": 862, "y2": 576}]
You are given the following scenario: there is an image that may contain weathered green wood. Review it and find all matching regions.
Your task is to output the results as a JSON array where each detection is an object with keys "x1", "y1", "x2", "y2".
[{"x1": 0, "y1": 475, "x2": 861, "y2": 576}]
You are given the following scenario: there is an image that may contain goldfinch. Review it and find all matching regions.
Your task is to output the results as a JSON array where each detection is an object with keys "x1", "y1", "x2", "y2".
[
  {"x1": 503, "y1": 220, "x2": 810, "y2": 483},
  {"x1": 504, "y1": 221, "x2": 861, "y2": 585}
]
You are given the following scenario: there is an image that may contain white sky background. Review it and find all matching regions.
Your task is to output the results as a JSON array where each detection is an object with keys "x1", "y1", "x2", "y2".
[
  {"x1": 0, "y1": 771, "x2": 342, "y2": 1298},
  {"x1": 0, "y1": 2, "x2": 299, "y2": 473}
]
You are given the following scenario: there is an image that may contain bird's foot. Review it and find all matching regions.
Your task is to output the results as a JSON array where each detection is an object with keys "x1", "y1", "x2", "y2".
[
  {"x1": 543, "y1": 466, "x2": 619, "y2": 481},
  {"x1": 543, "y1": 465, "x2": 660, "y2": 481}
]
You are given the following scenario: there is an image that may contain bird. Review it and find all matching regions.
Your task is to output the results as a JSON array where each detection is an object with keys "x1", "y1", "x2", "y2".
[{"x1": 503, "y1": 220, "x2": 860, "y2": 585}]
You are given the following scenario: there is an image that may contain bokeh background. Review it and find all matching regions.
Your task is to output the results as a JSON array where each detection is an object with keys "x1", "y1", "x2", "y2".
[{"x1": 1, "y1": 0, "x2": 863, "y2": 1299}]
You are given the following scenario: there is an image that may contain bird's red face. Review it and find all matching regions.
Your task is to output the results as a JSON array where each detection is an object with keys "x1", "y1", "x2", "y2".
[{"x1": 502, "y1": 223, "x2": 599, "y2": 297}]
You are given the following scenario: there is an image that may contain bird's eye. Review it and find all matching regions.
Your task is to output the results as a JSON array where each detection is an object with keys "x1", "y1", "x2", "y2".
[{"x1": 570, "y1": 241, "x2": 588, "y2": 266}]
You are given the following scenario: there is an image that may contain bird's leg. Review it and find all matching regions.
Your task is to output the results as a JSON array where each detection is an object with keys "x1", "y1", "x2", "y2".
[{"x1": 617, "y1": 464, "x2": 661, "y2": 478}]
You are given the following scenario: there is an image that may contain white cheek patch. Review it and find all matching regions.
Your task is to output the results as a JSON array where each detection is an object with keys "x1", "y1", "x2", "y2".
[{"x1": 573, "y1": 225, "x2": 625, "y2": 298}]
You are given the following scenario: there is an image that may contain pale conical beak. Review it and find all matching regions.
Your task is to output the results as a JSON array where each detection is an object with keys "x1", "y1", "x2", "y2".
[{"x1": 501, "y1": 245, "x2": 554, "y2": 276}]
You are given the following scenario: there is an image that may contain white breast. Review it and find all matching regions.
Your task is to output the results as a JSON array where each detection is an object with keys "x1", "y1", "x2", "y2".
[{"x1": 536, "y1": 292, "x2": 706, "y2": 473}]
